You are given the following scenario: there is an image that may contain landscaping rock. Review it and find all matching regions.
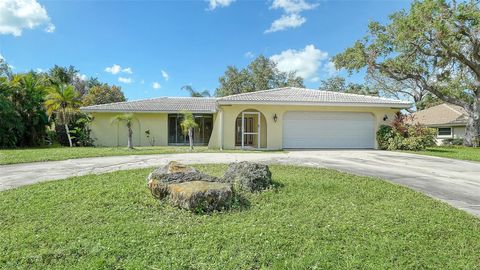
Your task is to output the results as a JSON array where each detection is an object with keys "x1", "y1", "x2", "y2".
[
  {"x1": 222, "y1": 161, "x2": 272, "y2": 192},
  {"x1": 147, "y1": 161, "x2": 221, "y2": 199},
  {"x1": 168, "y1": 181, "x2": 233, "y2": 212}
]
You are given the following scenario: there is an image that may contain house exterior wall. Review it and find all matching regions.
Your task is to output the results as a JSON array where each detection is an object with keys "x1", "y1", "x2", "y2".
[
  {"x1": 89, "y1": 112, "x2": 168, "y2": 147},
  {"x1": 208, "y1": 104, "x2": 399, "y2": 150},
  {"x1": 435, "y1": 125, "x2": 466, "y2": 145}
]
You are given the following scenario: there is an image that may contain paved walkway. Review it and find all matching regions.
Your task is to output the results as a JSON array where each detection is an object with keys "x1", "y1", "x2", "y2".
[{"x1": 1, "y1": 150, "x2": 479, "y2": 217}]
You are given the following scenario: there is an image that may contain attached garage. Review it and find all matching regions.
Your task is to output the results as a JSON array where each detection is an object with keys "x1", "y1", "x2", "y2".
[{"x1": 282, "y1": 111, "x2": 375, "y2": 149}]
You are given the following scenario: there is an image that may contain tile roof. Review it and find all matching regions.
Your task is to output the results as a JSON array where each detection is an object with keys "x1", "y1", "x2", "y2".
[
  {"x1": 217, "y1": 87, "x2": 411, "y2": 107},
  {"x1": 409, "y1": 103, "x2": 468, "y2": 126},
  {"x1": 80, "y1": 97, "x2": 217, "y2": 113},
  {"x1": 80, "y1": 87, "x2": 412, "y2": 113}
]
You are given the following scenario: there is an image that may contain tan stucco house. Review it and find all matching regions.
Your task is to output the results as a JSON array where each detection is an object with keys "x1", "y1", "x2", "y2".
[
  {"x1": 80, "y1": 87, "x2": 411, "y2": 149},
  {"x1": 409, "y1": 103, "x2": 468, "y2": 145}
]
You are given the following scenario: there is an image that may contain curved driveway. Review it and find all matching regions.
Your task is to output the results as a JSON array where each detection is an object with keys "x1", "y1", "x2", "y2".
[{"x1": 1, "y1": 150, "x2": 479, "y2": 217}]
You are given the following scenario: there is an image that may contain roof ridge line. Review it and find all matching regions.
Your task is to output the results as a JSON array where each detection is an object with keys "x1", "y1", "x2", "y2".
[
  {"x1": 218, "y1": 87, "x2": 290, "y2": 99},
  {"x1": 444, "y1": 103, "x2": 464, "y2": 116}
]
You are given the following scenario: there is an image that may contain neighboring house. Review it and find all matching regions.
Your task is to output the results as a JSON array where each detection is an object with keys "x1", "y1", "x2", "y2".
[
  {"x1": 80, "y1": 87, "x2": 410, "y2": 149},
  {"x1": 409, "y1": 103, "x2": 468, "y2": 145}
]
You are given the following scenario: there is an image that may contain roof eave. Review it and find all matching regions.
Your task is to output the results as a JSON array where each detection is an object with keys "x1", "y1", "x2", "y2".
[
  {"x1": 80, "y1": 109, "x2": 218, "y2": 114},
  {"x1": 217, "y1": 100, "x2": 412, "y2": 109}
]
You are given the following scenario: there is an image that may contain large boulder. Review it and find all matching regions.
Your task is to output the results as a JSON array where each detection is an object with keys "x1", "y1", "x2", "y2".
[
  {"x1": 168, "y1": 181, "x2": 233, "y2": 212},
  {"x1": 147, "y1": 161, "x2": 221, "y2": 199},
  {"x1": 222, "y1": 162, "x2": 272, "y2": 192}
]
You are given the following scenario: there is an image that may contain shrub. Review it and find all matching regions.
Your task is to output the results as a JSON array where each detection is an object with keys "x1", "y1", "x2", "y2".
[
  {"x1": 377, "y1": 125, "x2": 395, "y2": 150},
  {"x1": 377, "y1": 113, "x2": 436, "y2": 151},
  {"x1": 442, "y1": 138, "x2": 464, "y2": 146}
]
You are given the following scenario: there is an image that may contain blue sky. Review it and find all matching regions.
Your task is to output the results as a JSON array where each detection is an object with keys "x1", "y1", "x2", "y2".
[{"x1": 0, "y1": 0, "x2": 410, "y2": 100}]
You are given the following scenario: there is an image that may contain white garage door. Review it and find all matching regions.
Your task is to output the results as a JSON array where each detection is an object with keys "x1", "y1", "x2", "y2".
[{"x1": 283, "y1": 112, "x2": 375, "y2": 149}]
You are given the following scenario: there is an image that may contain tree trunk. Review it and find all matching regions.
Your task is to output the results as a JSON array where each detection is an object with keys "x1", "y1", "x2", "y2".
[
  {"x1": 64, "y1": 124, "x2": 73, "y2": 147},
  {"x1": 127, "y1": 124, "x2": 133, "y2": 149},
  {"x1": 464, "y1": 98, "x2": 480, "y2": 147},
  {"x1": 188, "y1": 128, "x2": 194, "y2": 151}
]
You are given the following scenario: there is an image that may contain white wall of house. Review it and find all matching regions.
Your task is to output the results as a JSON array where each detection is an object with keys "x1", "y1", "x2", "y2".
[{"x1": 435, "y1": 126, "x2": 466, "y2": 145}]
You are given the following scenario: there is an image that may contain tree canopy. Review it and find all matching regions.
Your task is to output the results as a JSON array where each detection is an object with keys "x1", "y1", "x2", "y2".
[
  {"x1": 82, "y1": 84, "x2": 126, "y2": 106},
  {"x1": 333, "y1": 0, "x2": 480, "y2": 146},
  {"x1": 318, "y1": 76, "x2": 379, "y2": 96},
  {"x1": 215, "y1": 55, "x2": 304, "y2": 97}
]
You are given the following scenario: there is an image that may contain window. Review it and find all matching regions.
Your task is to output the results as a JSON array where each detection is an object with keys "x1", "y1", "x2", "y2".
[
  {"x1": 168, "y1": 114, "x2": 213, "y2": 145},
  {"x1": 438, "y1": 127, "x2": 452, "y2": 136}
]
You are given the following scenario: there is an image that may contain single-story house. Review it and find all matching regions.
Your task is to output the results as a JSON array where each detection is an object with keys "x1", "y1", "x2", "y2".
[
  {"x1": 409, "y1": 103, "x2": 468, "y2": 145},
  {"x1": 80, "y1": 87, "x2": 411, "y2": 149}
]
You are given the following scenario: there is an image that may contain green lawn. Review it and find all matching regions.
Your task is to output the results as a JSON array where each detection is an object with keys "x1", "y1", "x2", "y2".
[
  {"x1": 409, "y1": 146, "x2": 480, "y2": 162},
  {"x1": 0, "y1": 146, "x2": 267, "y2": 165},
  {"x1": 1, "y1": 165, "x2": 479, "y2": 269}
]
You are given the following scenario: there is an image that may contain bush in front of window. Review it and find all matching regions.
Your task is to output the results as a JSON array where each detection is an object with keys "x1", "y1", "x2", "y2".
[
  {"x1": 443, "y1": 138, "x2": 464, "y2": 146},
  {"x1": 377, "y1": 113, "x2": 436, "y2": 151}
]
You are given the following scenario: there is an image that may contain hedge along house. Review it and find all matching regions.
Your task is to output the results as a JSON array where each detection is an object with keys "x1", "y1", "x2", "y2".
[{"x1": 80, "y1": 87, "x2": 411, "y2": 149}]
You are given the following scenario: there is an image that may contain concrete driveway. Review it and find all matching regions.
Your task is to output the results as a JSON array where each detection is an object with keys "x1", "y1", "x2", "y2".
[{"x1": 1, "y1": 150, "x2": 479, "y2": 217}]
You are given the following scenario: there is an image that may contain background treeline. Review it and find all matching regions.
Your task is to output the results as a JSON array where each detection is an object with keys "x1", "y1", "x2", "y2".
[{"x1": 0, "y1": 60, "x2": 126, "y2": 148}]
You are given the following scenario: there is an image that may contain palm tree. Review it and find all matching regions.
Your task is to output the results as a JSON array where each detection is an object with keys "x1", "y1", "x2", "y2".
[
  {"x1": 182, "y1": 85, "x2": 211, "y2": 97},
  {"x1": 45, "y1": 83, "x2": 80, "y2": 147},
  {"x1": 111, "y1": 113, "x2": 135, "y2": 149},
  {"x1": 180, "y1": 111, "x2": 198, "y2": 151}
]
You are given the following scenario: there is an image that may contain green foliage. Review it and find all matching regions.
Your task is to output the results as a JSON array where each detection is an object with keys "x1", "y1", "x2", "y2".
[
  {"x1": 334, "y1": 0, "x2": 480, "y2": 146},
  {"x1": 1, "y1": 165, "x2": 479, "y2": 269},
  {"x1": 69, "y1": 114, "x2": 95, "y2": 147},
  {"x1": 442, "y1": 138, "x2": 464, "y2": 146},
  {"x1": 215, "y1": 55, "x2": 304, "y2": 97},
  {"x1": 376, "y1": 125, "x2": 394, "y2": 150},
  {"x1": 377, "y1": 114, "x2": 436, "y2": 151},
  {"x1": 0, "y1": 73, "x2": 49, "y2": 148},
  {"x1": 82, "y1": 84, "x2": 126, "y2": 106},
  {"x1": 319, "y1": 76, "x2": 379, "y2": 96},
  {"x1": 111, "y1": 113, "x2": 136, "y2": 149},
  {"x1": 180, "y1": 111, "x2": 198, "y2": 136}
]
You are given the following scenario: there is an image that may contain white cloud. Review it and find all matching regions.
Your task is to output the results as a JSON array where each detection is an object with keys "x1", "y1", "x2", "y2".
[
  {"x1": 118, "y1": 77, "x2": 132, "y2": 84},
  {"x1": 265, "y1": 14, "x2": 306, "y2": 33},
  {"x1": 105, "y1": 64, "x2": 132, "y2": 74},
  {"x1": 0, "y1": 54, "x2": 4, "y2": 60},
  {"x1": 244, "y1": 51, "x2": 255, "y2": 59},
  {"x1": 77, "y1": 74, "x2": 88, "y2": 81},
  {"x1": 270, "y1": 0, "x2": 318, "y2": 14},
  {"x1": 270, "y1": 44, "x2": 328, "y2": 80},
  {"x1": 208, "y1": 0, "x2": 235, "y2": 10},
  {"x1": 161, "y1": 70, "x2": 169, "y2": 81},
  {"x1": 323, "y1": 61, "x2": 337, "y2": 76},
  {"x1": 0, "y1": 0, "x2": 55, "y2": 36},
  {"x1": 152, "y1": 82, "x2": 161, "y2": 89}
]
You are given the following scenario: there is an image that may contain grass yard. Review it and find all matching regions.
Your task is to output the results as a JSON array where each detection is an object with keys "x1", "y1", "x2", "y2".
[
  {"x1": 0, "y1": 146, "x2": 270, "y2": 165},
  {"x1": 1, "y1": 165, "x2": 479, "y2": 269},
  {"x1": 409, "y1": 146, "x2": 480, "y2": 162}
]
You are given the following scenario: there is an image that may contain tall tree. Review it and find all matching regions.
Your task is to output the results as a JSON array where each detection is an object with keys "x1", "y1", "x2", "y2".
[
  {"x1": 215, "y1": 55, "x2": 304, "y2": 97},
  {"x1": 182, "y1": 85, "x2": 211, "y2": 97},
  {"x1": 319, "y1": 76, "x2": 379, "y2": 96},
  {"x1": 333, "y1": 0, "x2": 480, "y2": 146},
  {"x1": 180, "y1": 111, "x2": 198, "y2": 151},
  {"x1": 111, "y1": 113, "x2": 136, "y2": 149},
  {"x1": 45, "y1": 83, "x2": 81, "y2": 147},
  {"x1": 82, "y1": 84, "x2": 126, "y2": 106},
  {"x1": 365, "y1": 71, "x2": 440, "y2": 111},
  {"x1": 11, "y1": 73, "x2": 49, "y2": 146}
]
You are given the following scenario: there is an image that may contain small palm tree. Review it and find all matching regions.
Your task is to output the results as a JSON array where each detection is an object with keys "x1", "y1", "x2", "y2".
[
  {"x1": 182, "y1": 85, "x2": 211, "y2": 97},
  {"x1": 111, "y1": 113, "x2": 135, "y2": 149},
  {"x1": 45, "y1": 83, "x2": 80, "y2": 147},
  {"x1": 180, "y1": 111, "x2": 198, "y2": 151}
]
